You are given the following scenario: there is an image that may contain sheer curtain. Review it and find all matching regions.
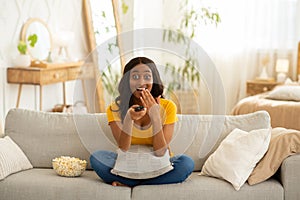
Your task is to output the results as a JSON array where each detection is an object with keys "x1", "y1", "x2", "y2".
[
  {"x1": 133, "y1": 0, "x2": 300, "y2": 113},
  {"x1": 192, "y1": 0, "x2": 300, "y2": 113}
]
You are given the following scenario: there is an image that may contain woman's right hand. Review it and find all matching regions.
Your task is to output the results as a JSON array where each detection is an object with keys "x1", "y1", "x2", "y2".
[{"x1": 128, "y1": 105, "x2": 147, "y2": 121}]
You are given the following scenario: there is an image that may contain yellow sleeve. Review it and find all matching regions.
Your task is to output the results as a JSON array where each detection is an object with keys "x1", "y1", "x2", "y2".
[
  {"x1": 106, "y1": 103, "x2": 121, "y2": 123},
  {"x1": 160, "y1": 99, "x2": 178, "y2": 125}
]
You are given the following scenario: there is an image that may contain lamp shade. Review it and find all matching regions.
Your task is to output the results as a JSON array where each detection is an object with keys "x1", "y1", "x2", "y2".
[{"x1": 275, "y1": 59, "x2": 289, "y2": 73}]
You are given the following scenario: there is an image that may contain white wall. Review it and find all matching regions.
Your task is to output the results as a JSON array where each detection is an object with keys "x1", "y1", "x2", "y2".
[{"x1": 0, "y1": 0, "x2": 89, "y2": 119}]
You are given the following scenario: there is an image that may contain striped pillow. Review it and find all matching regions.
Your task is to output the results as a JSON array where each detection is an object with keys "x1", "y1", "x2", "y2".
[{"x1": 0, "y1": 136, "x2": 33, "y2": 180}]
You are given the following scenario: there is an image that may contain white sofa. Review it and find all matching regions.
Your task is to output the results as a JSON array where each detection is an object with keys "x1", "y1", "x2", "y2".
[{"x1": 1, "y1": 108, "x2": 299, "y2": 200}]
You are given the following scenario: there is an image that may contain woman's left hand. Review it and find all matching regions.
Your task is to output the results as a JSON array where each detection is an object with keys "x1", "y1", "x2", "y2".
[{"x1": 140, "y1": 89, "x2": 160, "y2": 110}]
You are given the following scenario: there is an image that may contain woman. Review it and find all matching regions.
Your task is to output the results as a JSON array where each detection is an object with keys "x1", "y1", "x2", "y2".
[{"x1": 90, "y1": 57, "x2": 194, "y2": 187}]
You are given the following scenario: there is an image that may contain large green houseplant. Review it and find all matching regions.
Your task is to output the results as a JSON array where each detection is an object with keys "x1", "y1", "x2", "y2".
[
  {"x1": 163, "y1": 1, "x2": 221, "y2": 92},
  {"x1": 162, "y1": 1, "x2": 221, "y2": 113}
]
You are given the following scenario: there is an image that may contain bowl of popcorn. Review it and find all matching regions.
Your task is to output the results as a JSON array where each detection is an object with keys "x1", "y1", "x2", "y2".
[{"x1": 52, "y1": 156, "x2": 87, "y2": 177}]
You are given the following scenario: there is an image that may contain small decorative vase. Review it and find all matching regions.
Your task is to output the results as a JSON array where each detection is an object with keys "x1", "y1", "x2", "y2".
[
  {"x1": 259, "y1": 66, "x2": 269, "y2": 79},
  {"x1": 13, "y1": 54, "x2": 31, "y2": 67}
]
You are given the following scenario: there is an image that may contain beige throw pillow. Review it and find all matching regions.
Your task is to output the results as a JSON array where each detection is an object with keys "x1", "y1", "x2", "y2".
[
  {"x1": 199, "y1": 128, "x2": 271, "y2": 191},
  {"x1": 0, "y1": 136, "x2": 33, "y2": 180},
  {"x1": 248, "y1": 127, "x2": 300, "y2": 185}
]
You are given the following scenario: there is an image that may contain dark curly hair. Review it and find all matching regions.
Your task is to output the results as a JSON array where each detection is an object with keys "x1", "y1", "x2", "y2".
[{"x1": 112, "y1": 57, "x2": 164, "y2": 122}]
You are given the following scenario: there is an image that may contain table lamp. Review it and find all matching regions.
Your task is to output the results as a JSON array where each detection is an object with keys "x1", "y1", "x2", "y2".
[{"x1": 275, "y1": 59, "x2": 289, "y2": 82}]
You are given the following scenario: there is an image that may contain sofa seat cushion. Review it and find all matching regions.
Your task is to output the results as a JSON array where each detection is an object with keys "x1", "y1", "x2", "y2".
[
  {"x1": 0, "y1": 169, "x2": 131, "y2": 200},
  {"x1": 132, "y1": 173, "x2": 283, "y2": 200}
]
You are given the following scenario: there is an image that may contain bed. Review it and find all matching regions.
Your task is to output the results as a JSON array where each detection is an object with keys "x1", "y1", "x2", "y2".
[
  {"x1": 232, "y1": 42, "x2": 300, "y2": 130},
  {"x1": 231, "y1": 92, "x2": 300, "y2": 130}
]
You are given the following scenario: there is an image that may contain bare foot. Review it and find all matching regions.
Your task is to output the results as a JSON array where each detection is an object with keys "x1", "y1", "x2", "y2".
[{"x1": 112, "y1": 181, "x2": 128, "y2": 187}]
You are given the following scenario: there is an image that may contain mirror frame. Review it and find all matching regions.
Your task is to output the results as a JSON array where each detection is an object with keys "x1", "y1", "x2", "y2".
[
  {"x1": 298, "y1": 42, "x2": 300, "y2": 79},
  {"x1": 21, "y1": 18, "x2": 53, "y2": 61},
  {"x1": 82, "y1": 0, "x2": 124, "y2": 112}
]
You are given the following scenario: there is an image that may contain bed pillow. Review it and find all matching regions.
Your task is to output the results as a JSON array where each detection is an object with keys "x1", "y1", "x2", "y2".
[
  {"x1": 266, "y1": 85, "x2": 300, "y2": 101},
  {"x1": 0, "y1": 136, "x2": 33, "y2": 180},
  {"x1": 248, "y1": 127, "x2": 300, "y2": 185},
  {"x1": 199, "y1": 128, "x2": 271, "y2": 191}
]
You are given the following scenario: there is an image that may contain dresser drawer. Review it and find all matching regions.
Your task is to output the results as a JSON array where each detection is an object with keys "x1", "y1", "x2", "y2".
[
  {"x1": 40, "y1": 69, "x2": 68, "y2": 84},
  {"x1": 7, "y1": 68, "x2": 40, "y2": 84}
]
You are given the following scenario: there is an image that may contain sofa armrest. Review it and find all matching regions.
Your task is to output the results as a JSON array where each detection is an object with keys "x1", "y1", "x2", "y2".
[{"x1": 280, "y1": 154, "x2": 300, "y2": 200}]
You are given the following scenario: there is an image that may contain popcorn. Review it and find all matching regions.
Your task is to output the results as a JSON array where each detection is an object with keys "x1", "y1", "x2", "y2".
[{"x1": 52, "y1": 156, "x2": 87, "y2": 177}]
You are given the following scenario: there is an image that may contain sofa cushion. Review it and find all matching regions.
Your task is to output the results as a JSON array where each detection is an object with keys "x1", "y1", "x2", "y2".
[
  {"x1": 5, "y1": 109, "x2": 117, "y2": 169},
  {"x1": 0, "y1": 136, "x2": 33, "y2": 180},
  {"x1": 131, "y1": 173, "x2": 283, "y2": 200},
  {"x1": 199, "y1": 128, "x2": 271, "y2": 190},
  {"x1": 170, "y1": 111, "x2": 271, "y2": 171},
  {"x1": 0, "y1": 169, "x2": 131, "y2": 200}
]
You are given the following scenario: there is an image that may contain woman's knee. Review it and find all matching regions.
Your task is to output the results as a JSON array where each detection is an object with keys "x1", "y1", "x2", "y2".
[
  {"x1": 90, "y1": 150, "x2": 103, "y2": 168},
  {"x1": 181, "y1": 155, "x2": 195, "y2": 173},
  {"x1": 173, "y1": 154, "x2": 194, "y2": 175},
  {"x1": 90, "y1": 150, "x2": 117, "y2": 170}
]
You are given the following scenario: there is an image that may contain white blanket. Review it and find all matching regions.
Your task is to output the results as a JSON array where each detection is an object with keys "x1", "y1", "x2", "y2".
[{"x1": 111, "y1": 145, "x2": 173, "y2": 179}]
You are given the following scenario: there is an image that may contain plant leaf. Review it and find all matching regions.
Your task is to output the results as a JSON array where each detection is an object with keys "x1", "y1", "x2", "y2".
[{"x1": 28, "y1": 34, "x2": 38, "y2": 47}]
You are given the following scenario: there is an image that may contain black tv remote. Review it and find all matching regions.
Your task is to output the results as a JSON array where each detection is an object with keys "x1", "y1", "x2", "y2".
[{"x1": 134, "y1": 106, "x2": 144, "y2": 112}]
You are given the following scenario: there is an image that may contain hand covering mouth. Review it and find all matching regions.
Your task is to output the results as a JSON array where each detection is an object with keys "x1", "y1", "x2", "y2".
[{"x1": 136, "y1": 87, "x2": 146, "y2": 91}]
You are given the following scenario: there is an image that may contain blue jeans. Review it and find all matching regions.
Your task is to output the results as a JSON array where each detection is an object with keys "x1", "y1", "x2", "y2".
[{"x1": 90, "y1": 150, "x2": 194, "y2": 187}]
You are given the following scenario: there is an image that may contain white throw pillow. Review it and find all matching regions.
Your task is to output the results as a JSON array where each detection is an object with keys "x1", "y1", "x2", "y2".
[
  {"x1": 0, "y1": 136, "x2": 33, "y2": 180},
  {"x1": 111, "y1": 145, "x2": 173, "y2": 179},
  {"x1": 266, "y1": 85, "x2": 300, "y2": 101},
  {"x1": 199, "y1": 128, "x2": 271, "y2": 191}
]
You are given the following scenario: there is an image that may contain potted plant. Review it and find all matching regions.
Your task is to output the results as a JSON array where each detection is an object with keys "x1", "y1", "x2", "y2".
[
  {"x1": 164, "y1": 3, "x2": 220, "y2": 89},
  {"x1": 163, "y1": 1, "x2": 221, "y2": 113},
  {"x1": 14, "y1": 34, "x2": 38, "y2": 67}
]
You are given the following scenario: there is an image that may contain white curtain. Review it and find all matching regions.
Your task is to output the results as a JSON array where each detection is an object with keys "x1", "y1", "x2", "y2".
[
  {"x1": 192, "y1": 0, "x2": 300, "y2": 113},
  {"x1": 133, "y1": 0, "x2": 300, "y2": 114}
]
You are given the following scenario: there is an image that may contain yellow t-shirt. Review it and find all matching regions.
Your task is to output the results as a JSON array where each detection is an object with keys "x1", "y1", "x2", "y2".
[{"x1": 106, "y1": 98, "x2": 178, "y2": 145}]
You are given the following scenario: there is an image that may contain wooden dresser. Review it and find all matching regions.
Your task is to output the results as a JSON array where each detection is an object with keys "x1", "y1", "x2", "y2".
[
  {"x1": 246, "y1": 80, "x2": 281, "y2": 96},
  {"x1": 7, "y1": 63, "x2": 94, "y2": 110}
]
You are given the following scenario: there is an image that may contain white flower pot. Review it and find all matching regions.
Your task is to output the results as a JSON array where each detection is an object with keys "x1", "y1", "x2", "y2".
[{"x1": 13, "y1": 54, "x2": 31, "y2": 67}]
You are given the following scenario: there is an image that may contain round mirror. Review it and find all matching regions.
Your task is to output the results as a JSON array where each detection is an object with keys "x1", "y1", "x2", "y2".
[{"x1": 21, "y1": 18, "x2": 52, "y2": 61}]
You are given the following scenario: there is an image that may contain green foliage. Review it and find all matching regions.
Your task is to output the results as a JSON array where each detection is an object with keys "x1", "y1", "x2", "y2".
[
  {"x1": 17, "y1": 34, "x2": 38, "y2": 55},
  {"x1": 28, "y1": 34, "x2": 38, "y2": 47},
  {"x1": 121, "y1": 0, "x2": 129, "y2": 14},
  {"x1": 163, "y1": 0, "x2": 221, "y2": 90},
  {"x1": 17, "y1": 41, "x2": 27, "y2": 55},
  {"x1": 101, "y1": 63, "x2": 121, "y2": 97},
  {"x1": 93, "y1": 0, "x2": 128, "y2": 97},
  {"x1": 164, "y1": 57, "x2": 200, "y2": 91}
]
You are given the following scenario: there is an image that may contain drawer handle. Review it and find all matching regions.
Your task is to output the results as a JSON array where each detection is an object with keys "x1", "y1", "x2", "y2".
[
  {"x1": 263, "y1": 87, "x2": 268, "y2": 92},
  {"x1": 53, "y1": 73, "x2": 60, "y2": 79}
]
